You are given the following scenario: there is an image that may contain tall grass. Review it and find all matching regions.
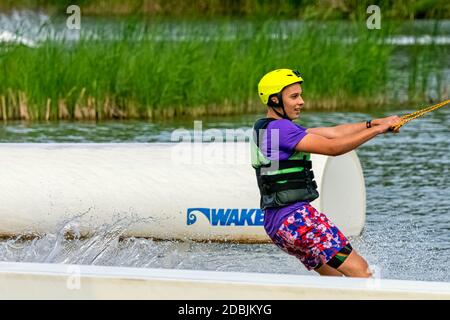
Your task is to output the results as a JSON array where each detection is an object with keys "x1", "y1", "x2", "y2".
[{"x1": 0, "y1": 19, "x2": 447, "y2": 120}]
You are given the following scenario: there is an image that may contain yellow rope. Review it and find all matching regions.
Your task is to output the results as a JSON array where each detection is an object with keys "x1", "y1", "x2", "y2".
[{"x1": 391, "y1": 99, "x2": 450, "y2": 132}]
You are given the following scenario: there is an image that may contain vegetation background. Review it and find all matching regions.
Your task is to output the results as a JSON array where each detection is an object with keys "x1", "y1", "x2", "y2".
[{"x1": 0, "y1": 0, "x2": 448, "y2": 120}]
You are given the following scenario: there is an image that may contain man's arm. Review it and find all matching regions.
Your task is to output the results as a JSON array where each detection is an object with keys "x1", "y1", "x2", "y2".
[
  {"x1": 297, "y1": 121, "x2": 398, "y2": 156},
  {"x1": 306, "y1": 116, "x2": 402, "y2": 139},
  {"x1": 306, "y1": 122, "x2": 367, "y2": 139}
]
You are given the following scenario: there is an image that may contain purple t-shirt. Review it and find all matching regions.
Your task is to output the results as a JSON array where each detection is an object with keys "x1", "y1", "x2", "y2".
[{"x1": 260, "y1": 119, "x2": 309, "y2": 238}]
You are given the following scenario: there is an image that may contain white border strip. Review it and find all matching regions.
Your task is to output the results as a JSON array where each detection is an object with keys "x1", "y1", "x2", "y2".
[{"x1": 0, "y1": 262, "x2": 449, "y2": 300}]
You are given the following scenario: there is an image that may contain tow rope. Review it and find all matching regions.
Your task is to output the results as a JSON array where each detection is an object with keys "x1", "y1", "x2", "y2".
[{"x1": 391, "y1": 98, "x2": 450, "y2": 132}]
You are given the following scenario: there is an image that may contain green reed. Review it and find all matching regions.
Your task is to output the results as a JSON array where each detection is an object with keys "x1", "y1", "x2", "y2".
[{"x1": 0, "y1": 19, "x2": 446, "y2": 120}]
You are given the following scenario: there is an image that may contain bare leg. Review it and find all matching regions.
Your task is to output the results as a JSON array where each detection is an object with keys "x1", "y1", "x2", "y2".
[
  {"x1": 337, "y1": 250, "x2": 372, "y2": 278},
  {"x1": 315, "y1": 263, "x2": 344, "y2": 277}
]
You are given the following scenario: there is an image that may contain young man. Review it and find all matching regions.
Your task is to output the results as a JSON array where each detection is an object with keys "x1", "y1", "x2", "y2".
[{"x1": 251, "y1": 69, "x2": 401, "y2": 277}]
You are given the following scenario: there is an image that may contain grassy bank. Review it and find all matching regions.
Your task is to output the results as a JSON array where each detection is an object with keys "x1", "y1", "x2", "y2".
[
  {"x1": 1, "y1": 0, "x2": 449, "y2": 20},
  {"x1": 0, "y1": 20, "x2": 447, "y2": 120}
]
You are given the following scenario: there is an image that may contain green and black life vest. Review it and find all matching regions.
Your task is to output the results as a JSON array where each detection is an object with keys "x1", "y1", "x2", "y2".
[{"x1": 251, "y1": 118, "x2": 319, "y2": 210}]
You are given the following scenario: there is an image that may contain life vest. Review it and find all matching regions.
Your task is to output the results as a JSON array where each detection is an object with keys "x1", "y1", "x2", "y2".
[{"x1": 251, "y1": 118, "x2": 319, "y2": 209}]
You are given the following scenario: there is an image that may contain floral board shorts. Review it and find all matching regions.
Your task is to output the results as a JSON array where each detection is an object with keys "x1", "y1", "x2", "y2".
[{"x1": 270, "y1": 204, "x2": 351, "y2": 271}]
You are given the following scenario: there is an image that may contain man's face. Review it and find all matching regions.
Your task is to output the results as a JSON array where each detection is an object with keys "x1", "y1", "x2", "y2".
[{"x1": 281, "y1": 83, "x2": 304, "y2": 120}]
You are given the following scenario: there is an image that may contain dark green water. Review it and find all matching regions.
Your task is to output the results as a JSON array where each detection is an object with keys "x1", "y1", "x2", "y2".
[{"x1": 0, "y1": 106, "x2": 448, "y2": 281}]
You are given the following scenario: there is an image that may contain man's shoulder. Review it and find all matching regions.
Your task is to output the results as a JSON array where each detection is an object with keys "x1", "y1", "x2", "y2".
[{"x1": 268, "y1": 119, "x2": 305, "y2": 131}]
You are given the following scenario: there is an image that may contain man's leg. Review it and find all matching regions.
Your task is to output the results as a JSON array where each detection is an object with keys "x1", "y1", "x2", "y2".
[
  {"x1": 315, "y1": 244, "x2": 372, "y2": 278},
  {"x1": 336, "y1": 250, "x2": 372, "y2": 278},
  {"x1": 315, "y1": 263, "x2": 344, "y2": 277}
]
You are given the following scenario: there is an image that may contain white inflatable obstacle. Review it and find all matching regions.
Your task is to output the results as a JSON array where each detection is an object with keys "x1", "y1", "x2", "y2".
[{"x1": 0, "y1": 143, "x2": 365, "y2": 242}]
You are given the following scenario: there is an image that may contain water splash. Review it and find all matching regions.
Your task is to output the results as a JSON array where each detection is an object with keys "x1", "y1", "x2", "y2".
[
  {"x1": 0, "y1": 211, "x2": 152, "y2": 266},
  {"x1": 350, "y1": 216, "x2": 449, "y2": 282}
]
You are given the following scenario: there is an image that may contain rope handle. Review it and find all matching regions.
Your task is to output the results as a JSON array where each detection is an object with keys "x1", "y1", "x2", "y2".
[{"x1": 390, "y1": 99, "x2": 450, "y2": 132}]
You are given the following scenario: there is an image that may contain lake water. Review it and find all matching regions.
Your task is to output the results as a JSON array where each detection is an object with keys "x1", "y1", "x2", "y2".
[{"x1": 0, "y1": 106, "x2": 448, "y2": 282}]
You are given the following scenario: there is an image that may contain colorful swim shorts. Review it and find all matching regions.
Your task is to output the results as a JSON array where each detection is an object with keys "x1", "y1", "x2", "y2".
[{"x1": 270, "y1": 204, "x2": 351, "y2": 271}]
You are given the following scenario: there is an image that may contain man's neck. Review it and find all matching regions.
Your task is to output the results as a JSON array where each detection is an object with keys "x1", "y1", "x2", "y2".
[{"x1": 266, "y1": 110, "x2": 284, "y2": 120}]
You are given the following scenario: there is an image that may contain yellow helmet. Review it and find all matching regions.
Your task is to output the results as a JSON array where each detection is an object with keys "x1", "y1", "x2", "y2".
[{"x1": 258, "y1": 69, "x2": 303, "y2": 105}]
